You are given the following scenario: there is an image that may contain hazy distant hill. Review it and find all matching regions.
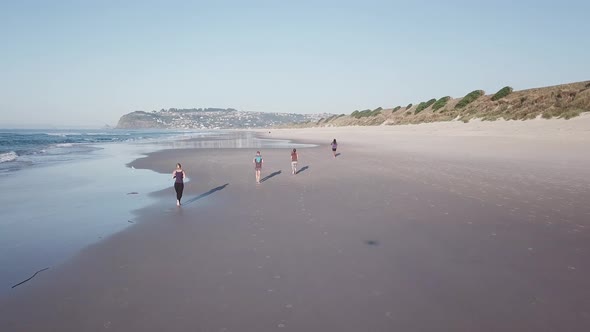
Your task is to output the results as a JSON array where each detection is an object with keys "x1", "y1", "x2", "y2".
[
  {"x1": 116, "y1": 108, "x2": 332, "y2": 129},
  {"x1": 286, "y1": 80, "x2": 590, "y2": 128}
]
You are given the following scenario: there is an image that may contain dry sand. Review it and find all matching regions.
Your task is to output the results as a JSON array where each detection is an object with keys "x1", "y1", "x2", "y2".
[{"x1": 1, "y1": 116, "x2": 590, "y2": 331}]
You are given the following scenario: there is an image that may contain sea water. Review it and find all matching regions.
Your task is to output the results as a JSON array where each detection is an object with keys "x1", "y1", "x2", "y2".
[{"x1": 0, "y1": 129, "x2": 204, "y2": 174}]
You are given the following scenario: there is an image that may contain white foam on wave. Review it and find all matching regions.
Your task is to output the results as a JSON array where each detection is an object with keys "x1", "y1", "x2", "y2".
[
  {"x1": 55, "y1": 143, "x2": 74, "y2": 147},
  {"x1": 45, "y1": 132, "x2": 82, "y2": 137},
  {"x1": 83, "y1": 132, "x2": 110, "y2": 135},
  {"x1": 0, "y1": 151, "x2": 18, "y2": 163}
]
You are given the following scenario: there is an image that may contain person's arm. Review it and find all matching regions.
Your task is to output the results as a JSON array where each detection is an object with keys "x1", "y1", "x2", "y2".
[
  {"x1": 182, "y1": 171, "x2": 187, "y2": 179},
  {"x1": 172, "y1": 171, "x2": 176, "y2": 179}
]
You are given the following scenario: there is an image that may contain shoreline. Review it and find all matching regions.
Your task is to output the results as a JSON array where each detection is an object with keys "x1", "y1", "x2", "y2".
[
  {"x1": 0, "y1": 140, "x2": 173, "y2": 296},
  {"x1": 0, "y1": 131, "x2": 313, "y2": 296},
  {"x1": 2, "y1": 119, "x2": 590, "y2": 331}
]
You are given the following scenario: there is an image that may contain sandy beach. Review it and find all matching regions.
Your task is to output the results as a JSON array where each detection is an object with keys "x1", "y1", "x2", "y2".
[{"x1": 2, "y1": 116, "x2": 590, "y2": 331}]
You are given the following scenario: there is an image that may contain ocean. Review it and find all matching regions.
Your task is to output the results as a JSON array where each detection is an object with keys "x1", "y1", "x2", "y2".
[
  {"x1": 0, "y1": 129, "x2": 313, "y2": 295},
  {"x1": 0, "y1": 129, "x2": 203, "y2": 174}
]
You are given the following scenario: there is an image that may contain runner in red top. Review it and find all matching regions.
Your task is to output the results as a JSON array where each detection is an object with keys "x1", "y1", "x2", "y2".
[{"x1": 291, "y1": 148, "x2": 298, "y2": 175}]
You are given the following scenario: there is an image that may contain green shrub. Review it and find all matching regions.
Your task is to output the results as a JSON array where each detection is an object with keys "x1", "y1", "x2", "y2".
[
  {"x1": 455, "y1": 90, "x2": 484, "y2": 109},
  {"x1": 406, "y1": 103, "x2": 413, "y2": 110},
  {"x1": 370, "y1": 107, "x2": 383, "y2": 116},
  {"x1": 415, "y1": 98, "x2": 437, "y2": 114},
  {"x1": 353, "y1": 110, "x2": 368, "y2": 119},
  {"x1": 392, "y1": 106, "x2": 401, "y2": 112},
  {"x1": 432, "y1": 96, "x2": 450, "y2": 111},
  {"x1": 414, "y1": 102, "x2": 425, "y2": 114},
  {"x1": 491, "y1": 86, "x2": 513, "y2": 101},
  {"x1": 351, "y1": 108, "x2": 381, "y2": 118}
]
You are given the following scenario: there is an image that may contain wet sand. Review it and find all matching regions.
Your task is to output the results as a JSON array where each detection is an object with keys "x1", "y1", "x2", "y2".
[{"x1": 2, "y1": 117, "x2": 590, "y2": 331}]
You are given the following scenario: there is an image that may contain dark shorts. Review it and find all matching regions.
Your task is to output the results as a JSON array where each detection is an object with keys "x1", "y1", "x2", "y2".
[
  {"x1": 255, "y1": 166, "x2": 261, "y2": 170},
  {"x1": 332, "y1": 148, "x2": 337, "y2": 151}
]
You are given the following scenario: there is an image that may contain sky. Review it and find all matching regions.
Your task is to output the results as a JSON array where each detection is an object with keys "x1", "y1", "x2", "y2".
[{"x1": 0, "y1": 0, "x2": 589, "y2": 128}]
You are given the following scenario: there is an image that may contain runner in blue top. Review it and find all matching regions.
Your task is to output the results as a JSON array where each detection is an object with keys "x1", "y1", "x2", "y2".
[{"x1": 253, "y1": 151, "x2": 263, "y2": 184}]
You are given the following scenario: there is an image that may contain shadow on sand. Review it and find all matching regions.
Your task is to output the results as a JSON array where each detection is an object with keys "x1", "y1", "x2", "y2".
[
  {"x1": 260, "y1": 170, "x2": 281, "y2": 183},
  {"x1": 296, "y1": 166, "x2": 309, "y2": 174},
  {"x1": 184, "y1": 183, "x2": 229, "y2": 205},
  {"x1": 335, "y1": 153, "x2": 341, "y2": 157}
]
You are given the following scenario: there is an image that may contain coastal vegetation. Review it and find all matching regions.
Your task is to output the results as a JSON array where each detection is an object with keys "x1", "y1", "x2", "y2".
[
  {"x1": 351, "y1": 107, "x2": 383, "y2": 119},
  {"x1": 414, "y1": 98, "x2": 437, "y2": 114},
  {"x1": 282, "y1": 80, "x2": 590, "y2": 128},
  {"x1": 491, "y1": 86, "x2": 513, "y2": 101},
  {"x1": 431, "y1": 96, "x2": 450, "y2": 111},
  {"x1": 455, "y1": 90, "x2": 484, "y2": 109}
]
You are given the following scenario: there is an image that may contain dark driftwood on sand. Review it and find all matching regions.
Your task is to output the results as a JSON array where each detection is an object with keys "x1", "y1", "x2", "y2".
[{"x1": 11, "y1": 268, "x2": 49, "y2": 289}]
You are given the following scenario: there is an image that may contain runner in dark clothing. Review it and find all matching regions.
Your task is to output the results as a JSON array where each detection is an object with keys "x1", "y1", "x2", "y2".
[{"x1": 172, "y1": 163, "x2": 186, "y2": 206}]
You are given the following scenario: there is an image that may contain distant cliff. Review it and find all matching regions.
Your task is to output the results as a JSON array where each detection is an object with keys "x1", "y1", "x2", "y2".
[{"x1": 116, "y1": 108, "x2": 332, "y2": 129}]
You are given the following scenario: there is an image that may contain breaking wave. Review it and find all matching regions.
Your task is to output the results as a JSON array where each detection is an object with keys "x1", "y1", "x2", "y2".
[{"x1": 0, "y1": 151, "x2": 18, "y2": 163}]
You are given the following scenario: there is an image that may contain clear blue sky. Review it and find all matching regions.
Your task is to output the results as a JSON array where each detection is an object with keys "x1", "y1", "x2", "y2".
[{"x1": 1, "y1": 0, "x2": 588, "y2": 127}]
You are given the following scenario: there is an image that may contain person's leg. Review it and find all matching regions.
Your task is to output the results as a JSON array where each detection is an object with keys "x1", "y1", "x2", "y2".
[
  {"x1": 174, "y1": 183, "x2": 181, "y2": 205},
  {"x1": 256, "y1": 169, "x2": 260, "y2": 183},
  {"x1": 178, "y1": 183, "x2": 184, "y2": 204}
]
